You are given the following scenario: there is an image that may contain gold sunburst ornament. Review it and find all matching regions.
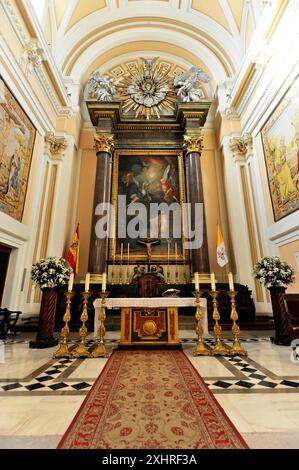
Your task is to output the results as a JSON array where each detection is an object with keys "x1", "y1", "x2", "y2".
[{"x1": 117, "y1": 57, "x2": 177, "y2": 119}]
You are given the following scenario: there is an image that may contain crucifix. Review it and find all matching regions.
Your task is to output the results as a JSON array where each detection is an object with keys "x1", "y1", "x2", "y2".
[{"x1": 137, "y1": 238, "x2": 160, "y2": 269}]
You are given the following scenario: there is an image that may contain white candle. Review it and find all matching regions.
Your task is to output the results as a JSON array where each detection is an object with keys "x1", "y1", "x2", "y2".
[
  {"x1": 120, "y1": 243, "x2": 123, "y2": 265},
  {"x1": 85, "y1": 272, "x2": 90, "y2": 292},
  {"x1": 102, "y1": 272, "x2": 106, "y2": 292},
  {"x1": 228, "y1": 272, "x2": 234, "y2": 291},
  {"x1": 127, "y1": 243, "x2": 130, "y2": 265},
  {"x1": 68, "y1": 272, "x2": 74, "y2": 292},
  {"x1": 167, "y1": 242, "x2": 170, "y2": 265},
  {"x1": 194, "y1": 272, "x2": 200, "y2": 291},
  {"x1": 210, "y1": 272, "x2": 216, "y2": 291}
]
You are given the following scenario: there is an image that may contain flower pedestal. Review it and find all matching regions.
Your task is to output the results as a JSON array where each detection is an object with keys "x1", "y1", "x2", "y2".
[
  {"x1": 269, "y1": 286, "x2": 294, "y2": 346},
  {"x1": 29, "y1": 288, "x2": 59, "y2": 349}
]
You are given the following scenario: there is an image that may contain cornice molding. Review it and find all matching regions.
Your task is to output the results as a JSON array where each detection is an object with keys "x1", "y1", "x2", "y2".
[{"x1": 2, "y1": 0, "x2": 72, "y2": 118}]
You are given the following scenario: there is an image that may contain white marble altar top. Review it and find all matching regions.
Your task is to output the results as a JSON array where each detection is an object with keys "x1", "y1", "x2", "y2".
[
  {"x1": 93, "y1": 297, "x2": 208, "y2": 336},
  {"x1": 94, "y1": 297, "x2": 207, "y2": 308}
]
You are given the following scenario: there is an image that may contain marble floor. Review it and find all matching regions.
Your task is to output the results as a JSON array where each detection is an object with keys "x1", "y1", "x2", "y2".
[{"x1": 0, "y1": 330, "x2": 299, "y2": 449}]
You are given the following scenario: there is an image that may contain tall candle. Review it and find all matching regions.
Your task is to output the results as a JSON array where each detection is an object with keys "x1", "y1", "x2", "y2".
[
  {"x1": 127, "y1": 243, "x2": 130, "y2": 265},
  {"x1": 85, "y1": 272, "x2": 90, "y2": 292},
  {"x1": 102, "y1": 272, "x2": 106, "y2": 292},
  {"x1": 167, "y1": 242, "x2": 170, "y2": 266},
  {"x1": 228, "y1": 272, "x2": 234, "y2": 291},
  {"x1": 194, "y1": 272, "x2": 200, "y2": 291},
  {"x1": 210, "y1": 272, "x2": 216, "y2": 291},
  {"x1": 68, "y1": 272, "x2": 74, "y2": 292},
  {"x1": 175, "y1": 243, "x2": 178, "y2": 262},
  {"x1": 120, "y1": 243, "x2": 123, "y2": 265}
]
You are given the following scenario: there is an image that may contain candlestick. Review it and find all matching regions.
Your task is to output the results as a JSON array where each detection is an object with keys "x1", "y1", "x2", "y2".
[
  {"x1": 68, "y1": 272, "x2": 74, "y2": 292},
  {"x1": 53, "y1": 291, "x2": 74, "y2": 358},
  {"x1": 85, "y1": 272, "x2": 90, "y2": 292},
  {"x1": 194, "y1": 272, "x2": 200, "y2": 291},
  {"x1": 228, "y1": 272, "x2": 234, "y2": 291},
  {"x1": 210, "y1": 272, "x2": 216, "y2": 291},
  {"x1": 102, "y1": 272, "x2": 107, "y2": 292}
]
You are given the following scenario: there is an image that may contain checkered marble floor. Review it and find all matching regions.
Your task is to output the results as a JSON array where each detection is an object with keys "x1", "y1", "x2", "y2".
[{"x1": 1, "y1": 335, "x2": 299, "y2": 394}]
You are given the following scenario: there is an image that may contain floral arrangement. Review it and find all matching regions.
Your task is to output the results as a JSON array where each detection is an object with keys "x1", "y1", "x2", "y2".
[
  {"x1": 31, "y1": 257, "x2": 72, "y2": 289},
  {"x1": 253, "y1": 256, "x2": 295, "y2": 288}
]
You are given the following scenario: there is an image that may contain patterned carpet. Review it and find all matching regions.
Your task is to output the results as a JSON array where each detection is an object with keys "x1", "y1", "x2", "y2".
[{"x1": 58, "y1": 350, "x2": 248, "y2": 449}]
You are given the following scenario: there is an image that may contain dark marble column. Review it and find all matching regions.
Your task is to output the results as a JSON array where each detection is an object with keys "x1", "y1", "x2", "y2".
[
  {"x1": 184, "y1": 135, "x2": 210, "y2": 274},
  {"x1": 88, "y1": 135, "x2": 114, "y2": 274}
]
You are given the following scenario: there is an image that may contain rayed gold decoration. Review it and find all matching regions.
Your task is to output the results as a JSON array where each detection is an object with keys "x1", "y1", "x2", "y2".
[
  {"x1": 193, "y1": 290, "x2": 209, "y2": 356},
  {"x1": 117, "y1": 57, "x2": 176, "y2": 119},
  {"x1": 94, "y1": 134, "x2": 114, "y2": 153},
  {"x1": 53, "y1": 291, "x2": 74, "y2": 359},
  {"x1": 72, "y1": 291, "x2": 91, "y2": 358},
  {"x1": 229, "y1": 290, "x2": 247, "y2": 356},
  {"x1": 91, "y1": 291, "x2": 109, "y2": 358}
]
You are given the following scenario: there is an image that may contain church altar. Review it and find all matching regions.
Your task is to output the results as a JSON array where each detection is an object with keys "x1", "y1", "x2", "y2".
[{"x1": 94, "y1": 297, "x2": 208, "y2": 348}]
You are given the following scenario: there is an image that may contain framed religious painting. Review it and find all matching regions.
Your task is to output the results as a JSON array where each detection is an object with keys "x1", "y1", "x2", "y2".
[
  {"x1": 0, "y1": 76, "x2": 36, "y2": 221},
  {"x1": 110, "y1": 150, "x2": 187, "y2": 263},
  {"x1": 261, "y1": 76, "x2": 299, "y2": 221}
]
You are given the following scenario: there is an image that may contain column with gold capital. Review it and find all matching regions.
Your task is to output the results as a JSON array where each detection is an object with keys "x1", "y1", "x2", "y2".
[
  {"x1": 183, "y1": 134, "x2": 210, "y2": 274},
  {"x1": 89, "y1": 134, "x2": 114, "y2": 275}
]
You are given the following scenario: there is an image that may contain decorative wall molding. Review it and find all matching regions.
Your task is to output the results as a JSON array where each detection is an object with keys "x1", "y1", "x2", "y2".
[
  {"x1": 221, "y1": 106, "x2": 240, "y2": 120},
  {"x1": 1, "y1": 0, "x2": 72, "y2": 118},
  {"x1": 21, "y1": 40, "x2": 44, "y2": 75},
  {"x1": 183, "y1": 134, "x2": 203, "y2": 154},
  {"x1": 45, "y1": 132, "x2": 68, "y2": 160},
  {"x1": 94, "y1": 134, "x2": 115, "y2": 153}
]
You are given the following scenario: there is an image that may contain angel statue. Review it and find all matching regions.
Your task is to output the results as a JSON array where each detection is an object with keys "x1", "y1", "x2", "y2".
[
  {"x1": 174, "y1": 67, "x2": 210, "y2": 102},
  {"x1": 87, "y1": 71, "x2": 117, "y2": 102}
]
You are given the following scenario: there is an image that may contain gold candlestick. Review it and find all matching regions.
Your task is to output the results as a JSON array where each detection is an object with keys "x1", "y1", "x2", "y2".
[
  {"x1": 193, "y1": 290, "x2": 210, "y2": 356},
  {"x1": 228, "y1": 290, "x2": 247, "y2": 356},
  {"x1": 92, "y1": 291, "x2": 109, "y2": 358},
  {"x1": 210, "y1": 290, "x2": 229, "y2": 356},
  {"x1": 72, "y1": 291, "x2": 91, "y2": 358},
  {"x1": 53, "y1": 291, "x2": 74, "y2": 358}
]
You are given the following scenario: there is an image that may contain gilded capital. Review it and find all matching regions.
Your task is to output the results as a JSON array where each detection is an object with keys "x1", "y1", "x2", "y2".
[
  {"x1": 45, "y1": 132, "x2": 67, "y2": 160},
  {"x1": 183, "y1": 135, "x2": 203, "y2": 154},
  {"x1": 229, "y1": 134, "x2": 253, "y2": 163},
  {"x1": 94, "y1": 134, "x2": 114, "y2": 154}
]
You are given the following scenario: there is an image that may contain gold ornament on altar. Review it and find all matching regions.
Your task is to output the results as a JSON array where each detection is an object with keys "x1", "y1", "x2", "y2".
[{"x1": 117, "y1": 57, "x2": 176, "y2": 119}]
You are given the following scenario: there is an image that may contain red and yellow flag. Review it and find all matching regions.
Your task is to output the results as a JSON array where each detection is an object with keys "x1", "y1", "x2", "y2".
[{"x1": 66, "y1": 223, "x2": 80, "y2": 276}]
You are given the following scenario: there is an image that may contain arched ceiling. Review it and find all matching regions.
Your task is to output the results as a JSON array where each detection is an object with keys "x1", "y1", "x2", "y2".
[{"x1": 31, "y1": 0, "x2": 264, "y2": 92}]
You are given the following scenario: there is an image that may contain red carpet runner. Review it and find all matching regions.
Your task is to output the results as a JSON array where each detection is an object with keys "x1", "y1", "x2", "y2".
[{"x1": 58, "y1": 350, "x2": 248, "y2": 449}]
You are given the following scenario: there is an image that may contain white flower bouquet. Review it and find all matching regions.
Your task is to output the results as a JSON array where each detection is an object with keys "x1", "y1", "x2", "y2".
[
  {"x1": 31, "y1": 257, "x2": 72, "y2": 289},
  {"x1": 253, "y1": 256, "x2": 295, "y2": 288}
]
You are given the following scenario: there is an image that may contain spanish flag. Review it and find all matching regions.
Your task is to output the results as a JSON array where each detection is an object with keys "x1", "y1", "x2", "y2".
[
  {"x1": 66, "y1": 223, "x2": 80, "y2": 276},
  {"x1": 216, "y1": 224, "x2": 228, "y2": 268}
]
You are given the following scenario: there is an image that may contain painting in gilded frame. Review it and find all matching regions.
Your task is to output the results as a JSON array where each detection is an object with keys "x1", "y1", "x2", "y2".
[
  {"x1": 110, "y1": 150, "x2": 186, "y2": 262},
  {"x1": 0, "y1": 76, "x2": 36, "y2": 221},
  {"x1": 261, "y1": 76, "x2": 299, "y2": 221}
]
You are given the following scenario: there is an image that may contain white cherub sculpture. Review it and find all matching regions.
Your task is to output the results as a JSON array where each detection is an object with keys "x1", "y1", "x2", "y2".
[
  {"x1": 174, "y1": 67, "x2": 209, "y2": 102},
  {"x1": 88, "y1": 71, "x2": 117, "y2": 102}
]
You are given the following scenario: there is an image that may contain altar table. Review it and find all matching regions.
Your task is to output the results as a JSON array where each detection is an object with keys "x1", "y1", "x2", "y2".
[{"x1": 94, "y1": 297, "x2": 208, "y2": 348}]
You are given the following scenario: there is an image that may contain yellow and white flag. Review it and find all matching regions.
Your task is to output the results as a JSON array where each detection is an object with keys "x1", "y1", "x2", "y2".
[{"x1": 217, "y1": 224, "x2": 228, "y2": 267}]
